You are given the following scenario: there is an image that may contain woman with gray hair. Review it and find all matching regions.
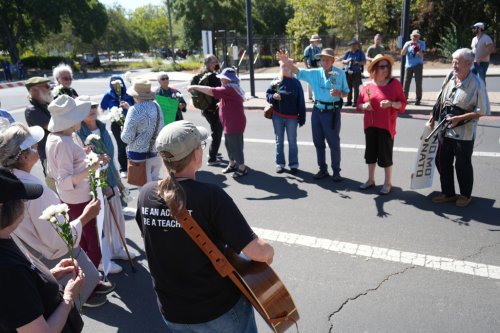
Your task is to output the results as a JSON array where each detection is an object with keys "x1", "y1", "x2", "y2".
[
  {"x1": 0, "y1": 122, "x2": 112, "y2": 308},
  {"x1": 52, "y1": 64, "x2": 79, "y2": 98}
]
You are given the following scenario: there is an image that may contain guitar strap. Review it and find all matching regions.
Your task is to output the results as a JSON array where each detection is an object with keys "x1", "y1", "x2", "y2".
[{"x1": 174, "y1": 209, "x2": 298, "y2": 329}]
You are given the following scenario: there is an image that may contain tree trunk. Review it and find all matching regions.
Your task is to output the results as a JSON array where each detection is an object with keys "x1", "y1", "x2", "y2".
[{"x1": 0, "y1": 19, "x2": 20, "y2": 63}]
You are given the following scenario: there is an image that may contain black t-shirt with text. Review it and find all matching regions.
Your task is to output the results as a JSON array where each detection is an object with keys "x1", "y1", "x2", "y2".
[{"x1": 136, "y1": 179, "x2": 256, "y2": 324}]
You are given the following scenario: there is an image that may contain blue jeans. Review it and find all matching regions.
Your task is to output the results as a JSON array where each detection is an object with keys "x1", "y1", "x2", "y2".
[
  {"x1": 272, "y1": 114, "x2": 299, "y2": 168},
  {"x1": 311, "y1": 106, "x2": 341, "y2": 173},
  {"x1": 163, "y1": 297, "x2": 257, "y2": 333},
  {"x1": 472, "y1": 62, "x2": 489, "y2": 83}
]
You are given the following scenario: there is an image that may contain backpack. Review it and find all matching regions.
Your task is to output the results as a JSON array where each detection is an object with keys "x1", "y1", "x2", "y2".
[{"x1": 190, "y1": 72, "x2": 214, "y2": 110}]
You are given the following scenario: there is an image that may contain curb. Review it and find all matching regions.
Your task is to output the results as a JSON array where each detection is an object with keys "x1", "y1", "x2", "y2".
[{"x1": 0, "y1": 82, "x2": 24, "y2": 89}]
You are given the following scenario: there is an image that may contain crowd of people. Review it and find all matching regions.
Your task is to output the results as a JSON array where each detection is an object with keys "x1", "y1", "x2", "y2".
[{"x1": 0, "y1": 22, "x2": 494, "y2": 332}]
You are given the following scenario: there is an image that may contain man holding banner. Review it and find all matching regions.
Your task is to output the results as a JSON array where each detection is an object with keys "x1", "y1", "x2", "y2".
[{"x1": 429, "y1": 48, "x2": 490, "y2": 208}]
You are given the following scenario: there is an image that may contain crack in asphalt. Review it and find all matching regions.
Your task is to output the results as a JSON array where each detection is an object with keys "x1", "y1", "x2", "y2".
[
  {"x1": 461, "y1": 241, "x2": 500, "y2": 261},
  {"x1": 328, "y1": 266, "x2": 416, "y2": 332}
]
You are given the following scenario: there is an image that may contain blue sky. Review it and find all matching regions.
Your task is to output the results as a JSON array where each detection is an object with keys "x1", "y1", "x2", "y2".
[{"x1": 99, "y1": 0, "x2": 165, "y2": 11}]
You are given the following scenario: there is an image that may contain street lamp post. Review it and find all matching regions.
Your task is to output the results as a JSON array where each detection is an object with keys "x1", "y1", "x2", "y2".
[
  {"x1": 400, "y1": 0, "x2": 411, "y2": 83},
  {"x1": 245, "y1": 0, "x2": 255, "y2": 97}
]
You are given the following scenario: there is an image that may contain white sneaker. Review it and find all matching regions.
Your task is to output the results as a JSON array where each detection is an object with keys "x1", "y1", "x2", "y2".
[
  {"x1": 112, "y1": 249, "x2": 138, "y2": 260},
  {"x1": 120, "y1": 171, "x2": 127, "y2": 178},
  {"x1": 98, "y1": 261, "x2": 123, "y2": 274}
]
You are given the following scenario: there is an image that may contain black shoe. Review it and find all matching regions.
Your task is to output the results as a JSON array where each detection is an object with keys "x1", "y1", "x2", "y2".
[
  {"x1": 345, "y1": 101, "x2": 353, "y2": 107},
  {"x1": 415, "y1": 99, "x2": 421, "y2": 106},
  {"x1": 313, "y1": 170, "x2": 329, "y2": 179},
  {"x1": 207, "y1": 157, "x2": 218, "y2": 166},
  {"x1": 94, "y1": 279, "x2": 115, "y2": 295},
  {"x1": 276, "y1": 166, "x2": 285, "y2": 174},
  {"x1": 290, "y1": 168, "x2": 299, "y2": 175},
  {"x1": 83, "y1": 294, "x2": 108, "y2": 308},
  {"x1": 332, "y1": 172, "x2": 343, "y2": 182}
]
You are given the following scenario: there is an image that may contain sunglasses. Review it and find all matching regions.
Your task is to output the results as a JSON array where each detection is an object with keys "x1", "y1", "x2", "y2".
[{"x1": 160, "y1": 77, "x2": 169, "y2": 81}]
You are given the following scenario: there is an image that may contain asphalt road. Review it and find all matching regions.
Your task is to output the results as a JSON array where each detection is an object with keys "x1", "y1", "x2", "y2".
[{"x1": 2, "y1": 72, "x2": 500, "y2": 332}]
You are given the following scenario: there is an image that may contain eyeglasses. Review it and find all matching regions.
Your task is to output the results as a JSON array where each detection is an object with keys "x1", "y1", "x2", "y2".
[
  {"x1": 91, "y1": 105, "x2": 98, "y2": 109},
  {"x1": 160, "y1": 77, "x2": 169, "y2": 81},
  {"x1": 377, "y1": 65, "x2": 390, "y2": 70}
]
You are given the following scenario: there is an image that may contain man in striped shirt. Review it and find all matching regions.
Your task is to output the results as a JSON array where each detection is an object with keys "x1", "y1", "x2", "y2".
[{"x1": 430, "y1": 48, "x2": 490, "y2": 208}]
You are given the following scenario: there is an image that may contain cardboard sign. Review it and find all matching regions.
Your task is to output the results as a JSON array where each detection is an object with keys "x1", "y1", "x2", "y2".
[{"x1": 410, "y1": 125, "x2": 440, "y2": 189}]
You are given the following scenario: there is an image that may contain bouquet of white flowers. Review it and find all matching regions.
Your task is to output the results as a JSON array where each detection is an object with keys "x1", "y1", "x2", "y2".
[{"x1": 85, "y1": 151, "x2": 108, "y2": 199}]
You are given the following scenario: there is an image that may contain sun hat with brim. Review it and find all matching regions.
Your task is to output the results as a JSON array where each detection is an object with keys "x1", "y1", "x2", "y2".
[
  {"x1": 315, "y1": 48, "x2": 335, "y2": 60},
  {"x1": 47, "y1": 95, "x2": 91, "y2": 132},
  {"x1": 410, "y1": 29, "x2": 421, "y2": 37},
  {"x1": 127, "y1": 79, "x2": 155, "y2": 100},
  {"x1": 471, "y1": 22, "x2": 485, "y2": 30},
  {"x1": 367, "y1": 54, "x2": 395, "y2": 73},
  {"x1": 24, "y1": 76, "x2": 50, "y2": 91},
  {"x1": 216, "y1": 68, "x2": 240, "y2": 82},
  {"x1": 348, "y1": 38, "x2": 360, "y2": 46},
  {"x1": 310, "y1": 34, "x2": 321, "y2": 42},
  {"x1": 76, "y1": 95, "x2": 99, "y2": 106},
  {"x1": 156, "y1": 120, "x2": 209, "y2": 162},
  {"x1": 19, "y1": 126, "x2": 44, "y2": 150},
  {"x1": 0, "y1": 167, "x2": 43, "y2": 203}
]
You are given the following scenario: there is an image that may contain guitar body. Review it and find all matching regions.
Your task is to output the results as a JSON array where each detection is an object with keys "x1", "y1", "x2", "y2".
[{"x1": 226, "y1": 249, "x2": 299, "y2": 333}]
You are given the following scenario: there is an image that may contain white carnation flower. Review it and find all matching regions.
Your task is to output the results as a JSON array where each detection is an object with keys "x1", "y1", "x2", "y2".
[{"x1": 85, "y1": 134, "x2": 101, "y2": 145}]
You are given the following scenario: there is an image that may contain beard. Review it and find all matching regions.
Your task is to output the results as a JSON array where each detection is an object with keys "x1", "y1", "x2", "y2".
[{"x1": 40, "y1": 91, "x2": 53, "y2": 104}]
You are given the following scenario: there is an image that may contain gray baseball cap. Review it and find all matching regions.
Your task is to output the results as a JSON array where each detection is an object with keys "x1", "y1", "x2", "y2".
[{"x1": 156, "y1": 121, "x2": 209, "y2": 162}]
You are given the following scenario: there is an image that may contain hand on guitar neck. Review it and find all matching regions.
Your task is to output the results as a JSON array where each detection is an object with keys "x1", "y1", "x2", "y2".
[{"x1": 243, "y1": 238, "x2": 274, "y2": 265}]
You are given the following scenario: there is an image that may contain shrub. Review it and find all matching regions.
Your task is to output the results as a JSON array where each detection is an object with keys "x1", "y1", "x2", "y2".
[{"x1": 21, "y1": 56, "x2": 75, "y2": 70}]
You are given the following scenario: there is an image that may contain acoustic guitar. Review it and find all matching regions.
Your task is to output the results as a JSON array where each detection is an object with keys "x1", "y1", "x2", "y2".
[{"x1": 175, "y1": 210, "x2": 299, "y2": 333}]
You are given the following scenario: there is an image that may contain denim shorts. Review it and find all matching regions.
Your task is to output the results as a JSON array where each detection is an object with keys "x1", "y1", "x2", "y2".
[{"x1": 162, "y1": 296, "x2": 257, "y2": 333}]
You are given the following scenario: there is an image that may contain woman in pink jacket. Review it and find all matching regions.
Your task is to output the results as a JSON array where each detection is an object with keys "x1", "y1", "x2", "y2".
[{"x1": 356, "y1": 54, "x2": 407, "y2": 195}]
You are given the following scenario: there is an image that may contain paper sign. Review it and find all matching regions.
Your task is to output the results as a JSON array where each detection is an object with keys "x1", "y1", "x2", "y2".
[{"x1": 156, "y1": 95, "x2": 179, "y2": 125}]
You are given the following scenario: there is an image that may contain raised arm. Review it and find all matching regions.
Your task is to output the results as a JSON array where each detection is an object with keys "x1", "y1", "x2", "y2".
[
  {"x1": 187, "y1": 85, "x2": 214, "y2": 96},
  {"x1": 277, "y1": 50, "x2": 299, "y2": 75}
]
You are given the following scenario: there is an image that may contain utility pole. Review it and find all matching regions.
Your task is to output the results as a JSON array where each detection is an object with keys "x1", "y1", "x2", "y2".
[
  {"x1": 167, "y1": 0, "x2": 176, "y2": 63},
  {"x1": 400, "y1": 0, "x2": 411, "y2": 83},
  {"x1": 245, "y1": 0, "x2": 255, "y2": 97}
]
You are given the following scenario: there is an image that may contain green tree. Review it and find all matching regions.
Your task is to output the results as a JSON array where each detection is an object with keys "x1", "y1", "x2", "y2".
[
  {"x1": 252, "y1": 0, "x2": 294, "y2": 36},
  {"x1": 130, "y1": 5, "x2": 170, "y2": 53}
]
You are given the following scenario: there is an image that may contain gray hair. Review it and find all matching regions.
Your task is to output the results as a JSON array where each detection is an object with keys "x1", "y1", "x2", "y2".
[
  {"x1": 452, "y1": 48, "x2": 474, "y2": 62},
  {"x1": 52, "y1": 64, "x2": 73, "y2": 81},
  {"x1": 157, "y1": 72, "x2": 169, "y2": 81},
  {"x1": 0, "y1": 123, "x2": 31, "y2": 168}
]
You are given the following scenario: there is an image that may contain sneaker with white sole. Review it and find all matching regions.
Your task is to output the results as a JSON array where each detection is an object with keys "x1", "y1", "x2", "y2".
[
  {"x1": 119, "y1": 171, "x2": 127, "y2": 178},
  {"x1": 98, "y1": 261, "x2": 123, "y2": 274},
  {"x1": 112, "y1": 249, "x2": 138, "y2": 260}
]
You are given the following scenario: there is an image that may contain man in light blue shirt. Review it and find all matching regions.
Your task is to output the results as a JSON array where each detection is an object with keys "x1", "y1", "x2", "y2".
[
  {"x1": 401, "y1": 29, "x2": 426, "y2": 105},
  {"x1": 278, "y1": 48, "x2": 349, "y2": 181},
  {"x1": 430, "y1": 48, "x2": 490, "y2": 208}
]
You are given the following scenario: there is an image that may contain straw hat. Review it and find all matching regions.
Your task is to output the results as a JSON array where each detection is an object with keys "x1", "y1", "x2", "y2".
[
  {"x1": 310, "y1": 34, "x2": 321, "y2": 42},
  {"x1": 314, "y1": 48, "x2": 335, "y2": 60},
  {"x1": 367, "y1": 54, "x2": 395, "y2": 73},
  {"x1": 47, "y1": 95, "x2": 91, "y2": 132},
  {"x1": 127, "y1": 79, "x2": 155, "y2": 100}
]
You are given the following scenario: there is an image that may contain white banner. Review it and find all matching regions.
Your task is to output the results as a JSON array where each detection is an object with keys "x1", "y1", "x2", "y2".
[{"x1": 410, "y1": 124, "x2": 440, "y2": 189}]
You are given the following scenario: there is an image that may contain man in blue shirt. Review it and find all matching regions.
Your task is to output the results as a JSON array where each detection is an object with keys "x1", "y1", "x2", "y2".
[
  {"x1": 401, "y1": 29, "x2": 426, "y2": 105},
  {"x1": 278, "y1": 49, "x2": 349, "y2": 182},
  {"x1": 342, "y1": 38, "x2": 366, "y2": 106},
  {"x1": 303, "y1": 34, "x2": 322, "y2": 100}
]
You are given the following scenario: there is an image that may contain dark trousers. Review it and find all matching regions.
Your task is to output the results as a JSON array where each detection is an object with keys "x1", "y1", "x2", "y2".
[
  {"x1": 346, "y1": 72, "x2": 362, "y2": 103},
  {"x1": 202, "y1": 109, "x2": 223, "y2": 159},
  {"x1": 403, "y1": 63, "x2": 423, "y2": 101},
  {"x1": 435, "y1": 138, "x2": 474, "y2": 198},
  {"x1": 67, "y1": 201, "x2": 101, "y2": 268},
  {"x1": 111, "y1": 121, "x2": 128, "y2": 172}
]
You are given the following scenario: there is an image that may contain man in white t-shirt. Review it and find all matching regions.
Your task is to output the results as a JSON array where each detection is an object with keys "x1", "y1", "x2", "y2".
[{"x1": 470, "y1": 22, "x2": 495, "y2": 83}]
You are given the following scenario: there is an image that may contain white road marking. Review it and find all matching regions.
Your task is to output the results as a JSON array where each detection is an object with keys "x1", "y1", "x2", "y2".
[
  {"x1": 244, "y1": 138, "x2": 500, "y2": 157},
  {"x1": 122, "y1": 208, "x2": 500, "y2": 280}
]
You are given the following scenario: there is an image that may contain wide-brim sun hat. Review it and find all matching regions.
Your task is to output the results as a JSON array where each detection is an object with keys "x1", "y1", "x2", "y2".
[
  {"x1": 47, "y1": 95, "x2": 91, "y2": 132},
  {"x1": 0, "y1": 167, "x2": 43, "y2": 203},
  {"x1": 310, "y1": 34, "x2": 321, "y2": 42},
  {"x1": 156, "y1": 120, "x2": 209, "y2": 162},
  {"x1": 76, "y1": 95, "x2": 99, "y2": 106},
  {"x1": 216, "y1": 68, "x2": 240, "y2": 82},
  {"x1": 19, "y1": 126, "x2": 44, "y2": 150},
  {"x1": 315, "y1": 48, "x2": 335, "y2": 60},
  {"x1": 127, "y1": 79, "x2": 155, "y2": 100},
  {"x1": 367, "y1": 54, "x2": 395, "y2": 73}
]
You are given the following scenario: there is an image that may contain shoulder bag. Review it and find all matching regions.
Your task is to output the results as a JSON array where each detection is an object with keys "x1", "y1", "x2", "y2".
[{"x1": 127, "y1": 104, "x2": 161, "y2": 187}]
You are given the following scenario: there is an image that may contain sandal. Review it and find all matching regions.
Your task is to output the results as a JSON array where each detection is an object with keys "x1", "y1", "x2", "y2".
[
  {"x1": 222, "y1": 164, "x2": 237, "y2": 174},
  {"x1": 232, "y1": 168, "x2": 248, "y2": 178}
]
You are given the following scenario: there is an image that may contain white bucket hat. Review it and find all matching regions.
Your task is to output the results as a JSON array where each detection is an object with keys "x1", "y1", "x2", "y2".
[{"x1": 47, "y1": 95, "x2": 91, "y2": 132}]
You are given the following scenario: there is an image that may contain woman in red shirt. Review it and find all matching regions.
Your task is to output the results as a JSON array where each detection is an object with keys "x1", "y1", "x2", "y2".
[{"x1": 356, "y1": 55, "x2": 407, "y2": 194}]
